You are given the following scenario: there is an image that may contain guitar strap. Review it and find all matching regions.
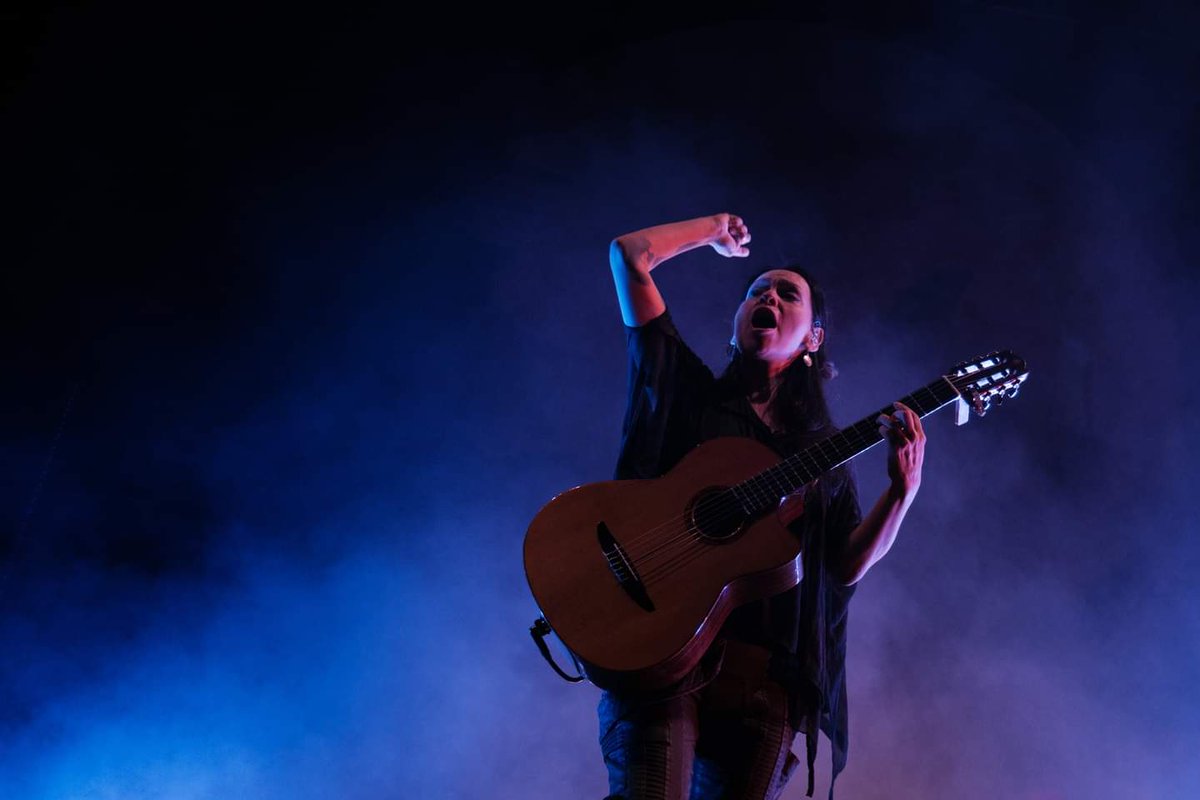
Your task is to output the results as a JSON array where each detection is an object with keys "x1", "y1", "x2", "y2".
[{"x1": 529, "y1": 616, "x2": 586, "y2": 683}]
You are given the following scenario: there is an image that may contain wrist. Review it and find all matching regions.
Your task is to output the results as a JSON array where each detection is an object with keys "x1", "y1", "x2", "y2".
[
  {"x1": 887, "y1": 480, "x2": 919, "y2": 504},
  {"x1": 706, "y1": 213, "x2": 727, "y2": 242}
]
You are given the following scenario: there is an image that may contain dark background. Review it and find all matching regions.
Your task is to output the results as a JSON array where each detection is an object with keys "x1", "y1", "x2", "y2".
[{"x1": 3, "y1": 2, "x2": 1198, "y2": 797}]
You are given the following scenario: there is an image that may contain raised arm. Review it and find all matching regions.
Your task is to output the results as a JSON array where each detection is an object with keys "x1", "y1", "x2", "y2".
[{"x1": 609, "y1": 213, "x2": 751, "y2": 326}]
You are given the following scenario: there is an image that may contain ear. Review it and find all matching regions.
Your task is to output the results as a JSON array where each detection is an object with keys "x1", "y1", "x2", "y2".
[{"x1": 808, "y1": 325, "x2": 825, "y2": 352}]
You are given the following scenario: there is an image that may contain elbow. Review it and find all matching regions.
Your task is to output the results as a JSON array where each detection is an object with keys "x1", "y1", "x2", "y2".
[
  {"x1": 839, "y1": 565, "x2": 866, "y2": 587},
  {"x1": 609, "y1": 238, "x2": 629, "y2": 271},
  {"x1": 610, "y1": 235, "x2": 652, "y2": 274},
  {"x1": 609, "y1": 237, "x2": 642, "y2": 274},
  {"x1": 835, "y1": 551, "x2": 870, "y2": 587}
]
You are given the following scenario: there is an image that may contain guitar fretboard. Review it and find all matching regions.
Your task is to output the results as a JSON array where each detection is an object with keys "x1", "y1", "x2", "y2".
[{"x1": 731, "y1": 377, "x2": 960, "y2": 513}]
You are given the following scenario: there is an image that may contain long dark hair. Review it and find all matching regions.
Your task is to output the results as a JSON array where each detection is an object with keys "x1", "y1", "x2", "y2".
[{"x1": 720, "y1": 265, "x2": 839, "y2": 437}]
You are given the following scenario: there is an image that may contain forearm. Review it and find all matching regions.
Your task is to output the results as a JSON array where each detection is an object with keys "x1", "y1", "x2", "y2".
[
  {"x1": 839, "y1": 402, "x2": 928, "y2": 585},
  {"x1": 837, "y1": 484, "x2": 917, "y2": 586},
  {"x1": 609, "y1": 215, "x2": 723, "y2": 327},
  {"x1": 611, "y1": 215, "x2": 723, "y2": 274},
  {"x1": 608, "y1": 213, "x2": 748, "y2": 327}
]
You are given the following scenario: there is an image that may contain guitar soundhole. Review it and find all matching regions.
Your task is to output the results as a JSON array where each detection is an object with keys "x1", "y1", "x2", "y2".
[{"x1": 688, "y1": 487, "x2": 747, "y2": 543}]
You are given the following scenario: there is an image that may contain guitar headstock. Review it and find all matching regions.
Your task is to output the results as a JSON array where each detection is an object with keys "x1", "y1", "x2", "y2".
[{"x1": 945, "y1": 351, "x2": 1029, "y2": 425}]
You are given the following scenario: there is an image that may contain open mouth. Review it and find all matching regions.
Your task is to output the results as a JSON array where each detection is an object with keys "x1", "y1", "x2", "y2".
[{"x1": 751, "y1": 306, "x2": 777, "y2": 330}]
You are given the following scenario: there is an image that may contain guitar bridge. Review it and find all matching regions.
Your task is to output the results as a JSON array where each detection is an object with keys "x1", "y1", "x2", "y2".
[{"x1": 597, "y1": 521, "x2": 655, "y2": 612}]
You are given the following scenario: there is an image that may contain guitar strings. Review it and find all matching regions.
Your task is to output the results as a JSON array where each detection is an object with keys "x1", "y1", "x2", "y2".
[
  {"x1": 629, "y1": 394, "x2": 904, "y2": 562},
  {"x1": 637, "y1": 422, "x2": 879, "y2": 584},
  {"x1": 626, "y1": 427, "x2": 864, "y2": 584},
  {"x1": 634, "y1": 410, "x2": 881, "y2": 563},
  {"x1": 625, "y1": 385, "x2": 945, "y2": 586},
  {"x1": 638, "y1": 386, "x2": 948, "y2": 583},
  {"x1": 637, "y1": 422, "x2": 893, "y2": 584},
  {"x1": 631, "y1": 389, "x2": 906, "y2": 558},
  {"x1": 622, "y1": 382, "x2": 947, "y2": 561},
  {"x1": 646, "y1": 380, "x2": 991, "y2": 582},
  {"x1": 632, "y1": 438, "x2": 827, "y2": 568},
  {"x1": 625, "y1": 426, "x2": 836, "y2": 563}
]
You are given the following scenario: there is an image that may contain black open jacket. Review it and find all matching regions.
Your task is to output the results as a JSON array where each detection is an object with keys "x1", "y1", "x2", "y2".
[{"x1": 612, "y1": 309, "x2": 862, "y2": 798}]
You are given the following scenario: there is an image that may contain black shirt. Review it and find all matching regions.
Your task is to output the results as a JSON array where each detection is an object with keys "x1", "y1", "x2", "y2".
[{"x1": 614, "y1": 309, "x2": 862, "y2": 797}]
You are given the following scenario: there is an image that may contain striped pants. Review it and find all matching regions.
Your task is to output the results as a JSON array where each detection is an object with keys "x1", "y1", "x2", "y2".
[{"x1": 598, "y1": 642, "x2": 799, "y2": 800}]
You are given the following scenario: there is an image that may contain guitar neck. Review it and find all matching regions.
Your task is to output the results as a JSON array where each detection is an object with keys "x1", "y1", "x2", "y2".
[{"x1": 732, "y1": 377, "x2": 960, "y2": 513}]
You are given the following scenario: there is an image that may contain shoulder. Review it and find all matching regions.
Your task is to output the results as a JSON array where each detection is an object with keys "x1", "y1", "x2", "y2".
[
  {"x1": 626, "y1": 308, "x2": 714, "y2": 379},
  {"x1": 626, "y1": 307, "x2": 682, "y2": 340}
]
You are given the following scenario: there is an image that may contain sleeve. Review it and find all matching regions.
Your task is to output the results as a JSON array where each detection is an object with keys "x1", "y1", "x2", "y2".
[
  {"x1": 826, "y1": 466, "x2": 863, "y2": 555},
  {"x1": 823, "y1": 465, "x2": 863, "y2": 605},
  {"x1": 614, "y1": 309, "x2": 715, "y2": 480}
]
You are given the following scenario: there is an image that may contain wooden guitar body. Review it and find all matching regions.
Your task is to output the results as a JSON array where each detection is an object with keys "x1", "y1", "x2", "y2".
[{"x1": 523, "y1": 436, "x2": 802, "y2": 692}]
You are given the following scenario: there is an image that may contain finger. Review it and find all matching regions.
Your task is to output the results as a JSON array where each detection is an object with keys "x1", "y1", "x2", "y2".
[
  {"x1": 902, "y1": 410, "x2": 921, "y2": 441},
  {"x1": 877, "y1": 414, "x2": 890, "y2": 438},
  {"x1": 877, "y1": 414, "x2": 902, "y2": 444},
  {"x1": 883, "y1": 410, "x2": 908, "y2": 437},
  {"x1": 893, "y1": 402, "x2": 922, "y2": 439}
]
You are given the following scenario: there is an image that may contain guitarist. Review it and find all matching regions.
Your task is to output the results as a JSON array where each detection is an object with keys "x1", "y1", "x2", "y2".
[{"x1": 601, "y1": 213, "x2": 927, "y2": 800}]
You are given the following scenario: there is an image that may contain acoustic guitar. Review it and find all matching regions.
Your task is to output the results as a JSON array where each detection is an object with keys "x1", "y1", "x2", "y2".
[{"x1": 524, "y1": 351, "x2": 1028, "y2": 691}]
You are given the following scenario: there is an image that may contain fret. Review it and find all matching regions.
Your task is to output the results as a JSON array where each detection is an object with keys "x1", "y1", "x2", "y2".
[{"x1": 732, "y1": 378, "x2": 963, "y2": 513}]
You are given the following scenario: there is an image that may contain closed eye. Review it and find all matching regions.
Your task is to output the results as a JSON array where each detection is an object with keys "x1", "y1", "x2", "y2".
[{"x1": 748, "y1": 281, "x2": 802, "y2": 302}]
